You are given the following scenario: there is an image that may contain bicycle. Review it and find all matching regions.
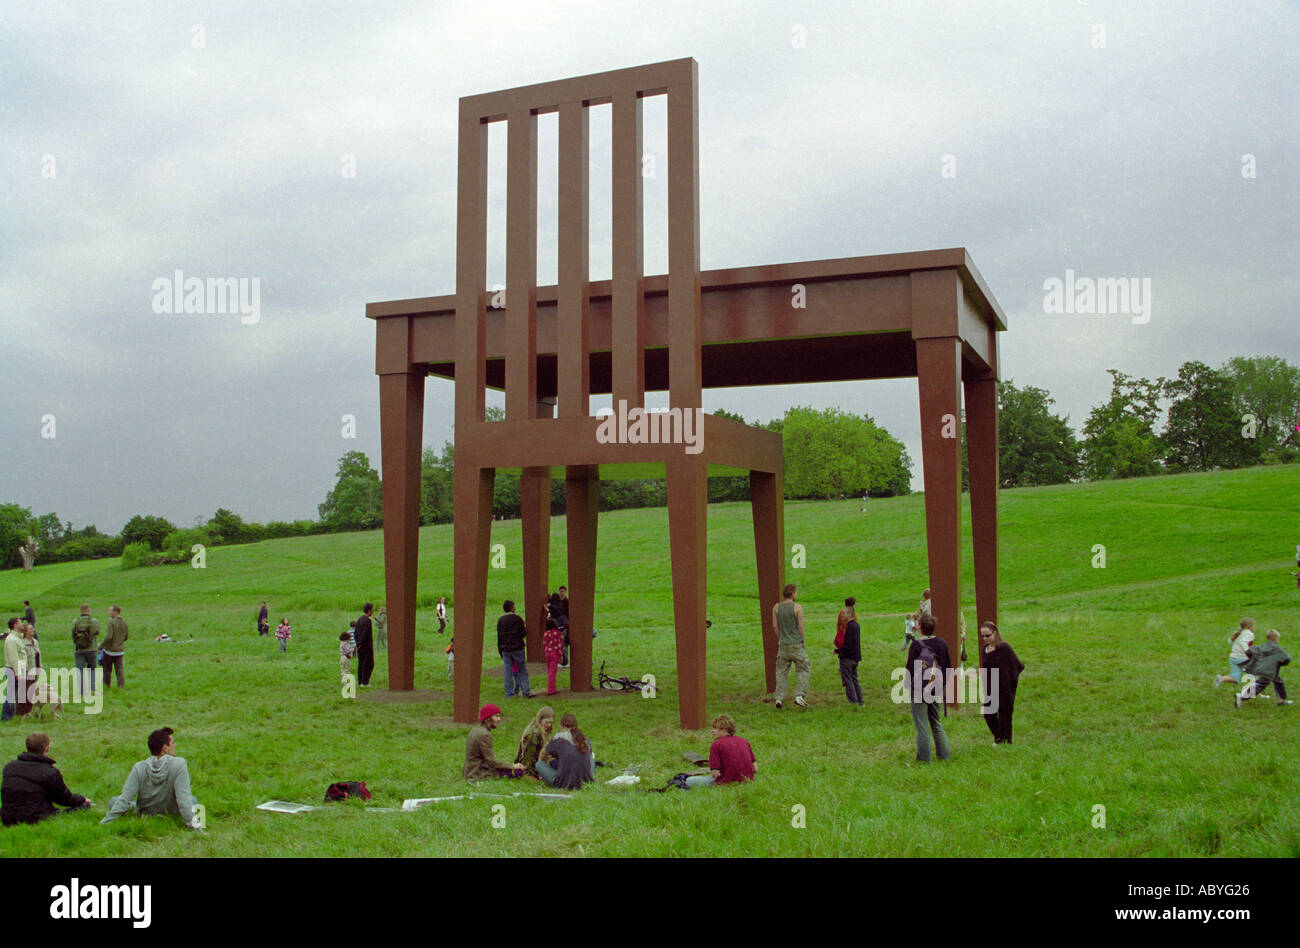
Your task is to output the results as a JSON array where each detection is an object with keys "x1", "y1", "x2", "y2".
[{"x1": 597, "y1": 660, "x2": 646, "y2": 693}]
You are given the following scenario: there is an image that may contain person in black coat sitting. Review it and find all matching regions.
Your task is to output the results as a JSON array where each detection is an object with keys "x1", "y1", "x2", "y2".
[
  {"x1": 1, "y1": 733, "x2": 92, "y2": 826},
  {"x1": 978, "y1": 621, "x2": 1025, "y2": 745}
]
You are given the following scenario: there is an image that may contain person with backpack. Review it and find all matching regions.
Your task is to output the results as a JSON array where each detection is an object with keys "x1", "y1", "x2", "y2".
[
  {"x1": 835, "y1": 599, "x2": 863, "y2": 705},
  {"x1": 70, "y1": 604, "x2": 100, "y2": 697},
  {"x1": 978, "y1": 621, "x2": 1025, "y2": 744},
  {"x1": 905, "y1": 613, "x2": 952, "y2": 763}
]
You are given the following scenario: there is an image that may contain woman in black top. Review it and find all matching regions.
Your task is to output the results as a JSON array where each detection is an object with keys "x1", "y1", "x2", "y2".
[
  {"x1": 834, "y1": 597, "x2": 863, "y2": 705},
  {"x1": 979, "y1": 621, "x2": 1025, "y2": 745}
]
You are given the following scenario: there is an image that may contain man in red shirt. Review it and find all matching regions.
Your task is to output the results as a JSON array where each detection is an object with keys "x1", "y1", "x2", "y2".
[{"x1": 686, "y1": 714, "x2": 756, "y2": 787}]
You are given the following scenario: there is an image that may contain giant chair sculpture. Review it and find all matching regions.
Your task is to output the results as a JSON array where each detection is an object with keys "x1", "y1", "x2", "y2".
[{"x1": 368, "y1": 58, "x2": 1006, "y2": 730}]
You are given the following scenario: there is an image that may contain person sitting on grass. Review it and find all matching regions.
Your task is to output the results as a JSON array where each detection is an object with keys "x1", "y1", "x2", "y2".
[
  {"x1": 464, "y1": 705, "x2": 525, "y2": 781},
  {"x1": 275, "y1": 619, "x2": 292, "y2": 654},
  {"x1": 1214, "y1": 618, "x2": 1254, "y2": 689},
  {"x1": 684, "y1": 714, "x2": 756, "y2": 788},
  {"x1": 538, "y1": 715, "x2": 595, "y2": 790},
  {"x1": 1, "y1": 733, "x2": 92, "y2": 826},
  {"x1": 516, "y1": 706, "x2": 555, "y2": 779},
  {"x1": 1235, "y1": 629, "x2": 1293, "y2": 708},
  {"x1": 101, "y1": 727, "x2": 203, "y2": 831}
]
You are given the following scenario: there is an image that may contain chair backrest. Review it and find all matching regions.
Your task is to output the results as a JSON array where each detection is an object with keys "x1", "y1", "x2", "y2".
[{"x1": 454, "y1": 58, "x2": 702, "y2": 436}]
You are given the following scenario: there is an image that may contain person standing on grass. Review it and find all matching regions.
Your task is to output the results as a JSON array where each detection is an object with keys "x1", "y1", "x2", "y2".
[
  {"x1": 543, "y1": 618, "x2": 564, "y2": 696},
  {"x1": 464, "y1": 705, "x2": 525, "y2": 781},
  {"x1": 101, "y1": 605, "x2": 129, "y2": 689},
  {"x1": 3, "y1": 618, "x2": 28, "y2": 723},
  {"x1": 834, "y1": 596, "x2": 853, "y2": 652},
  {"x1": 436, "y1": 596, "x2": 447, "y2": 634},
  {"x1": 70, "y1": 604, "x2": 100, "y2": 697},
  {"x1": 339, "y1": 632, "x2": 355, "y2": 683},
  {"x1": 23, "y1": 601, "x2": 35, "y2": 629},
  {"x1": 1235, "y1": 629, "x2": 1292, "y2": 708},
  {"x1": 374, "y1": 606, "x2": 387, "y2": 651},
  {"x1": 101, "y1": 727, "x2": 203, "y2": 830},
  {"x1": 20, "y1": 621, "x2": 40, "y2": 674},
  {"x1": 497, "y1": 600, "x2": 533, "y2": 698},
  {"x1": 978, "y1": 621, "x2": 1025, "y2": 745},
  {"x1": 1, "y1": 733, "x2": 91, "y2": 826},
  {"x1": 918, "y1": 588, "x2": 932, "y2": 620},
  {"x1": 771, "y1": 583, "x2": 809, "y2": 709},
  {"x1": 354, "y1": 604, "x2": 376, "y2": 686},
  {"x1": 257, "y1": 601, "x2": 269, "y2": 636},
  {"x1": 684, "y1": 714, "x2": 756, "y2": 788},
  {"x1": 835, "y1": 598, "x2": 863, "y2": 705},
  {"x1": 1214, "y1": 618, "x2": 1255, "y2": 689},
  {"x1": 515, "y1": 705, "x2": 555, "y2": 778},
  {"x1": 906, "y1": 613, "x2": 951, "y2": 763},
  {"x1": 275, "y1": 618, "x2": 292, "y2": 654}
]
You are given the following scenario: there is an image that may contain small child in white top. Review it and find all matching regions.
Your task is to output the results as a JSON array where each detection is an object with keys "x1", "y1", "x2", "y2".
[
  {"x1": 340, "y1": 632, "x2": 356, "y2": 682},
  {"x1": 1213, "y1": 618, "x2": 1254, "y2": 688}
]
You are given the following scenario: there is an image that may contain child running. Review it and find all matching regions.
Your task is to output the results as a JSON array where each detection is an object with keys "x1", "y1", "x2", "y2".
[
  {"x1": 1213, "y1": 618, "x2": 1254, "y2": 689},
  {"x1": 275, "y1": 619, "x2": 292, "y2": 653},
  {"x1": 1235, "y1": 629, "x2": 1293, "y2": 708}
]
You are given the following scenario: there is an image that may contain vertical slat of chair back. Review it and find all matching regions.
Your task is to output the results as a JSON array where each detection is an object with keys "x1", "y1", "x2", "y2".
[{"x1": 455, "y1": 59, "x2": 699, "y2": 431}]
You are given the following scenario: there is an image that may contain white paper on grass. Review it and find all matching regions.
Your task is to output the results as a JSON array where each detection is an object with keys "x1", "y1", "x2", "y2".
[
  {"x1": 605, "y1": 774, "x2": 640, "y2": 786},
  {"x1": 512, "y1": 792, "x2": 572, "y2": 800},
  {"x1": 257, "y1": 800, "x2": 318, "y2": 813},
  {"x1": 401, "y1": 796, "x2": 468, "y2": 811}
]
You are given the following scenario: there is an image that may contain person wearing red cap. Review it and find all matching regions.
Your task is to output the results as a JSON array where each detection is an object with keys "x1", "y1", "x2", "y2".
[{"x1": 464, "y1": 705, "x2": 525, "y2": 781}]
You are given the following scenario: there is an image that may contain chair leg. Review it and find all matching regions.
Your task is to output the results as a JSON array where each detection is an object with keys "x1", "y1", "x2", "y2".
[
  {"x1": 964, "y1": 374, "x2": 999, "y2": 628},
  {"x1": 452, "y1": 463, "x2": 495, "y2": 724},
  {"x1": 750, "y1": 469, "x2": 784, "y2": 695},
  {"x1": 916, "y1": 336, "x2": 963, "y2": 667},
  {"x1": 520, "y1": 468, "x2": 551, "y2": 662},
  {"x1": 667, "y1": 456, "x2": 708, "y2": 730}
]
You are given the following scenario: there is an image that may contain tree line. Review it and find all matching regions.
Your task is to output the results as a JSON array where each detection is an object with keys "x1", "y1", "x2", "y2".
[{"x1": 3, "y1": 355, "x2": 1292, "y2": 569}]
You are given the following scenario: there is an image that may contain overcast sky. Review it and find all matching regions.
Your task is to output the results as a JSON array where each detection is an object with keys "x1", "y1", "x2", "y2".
[{"x1": 2, "y1": 0, "x2": 1296, "y2": 534}]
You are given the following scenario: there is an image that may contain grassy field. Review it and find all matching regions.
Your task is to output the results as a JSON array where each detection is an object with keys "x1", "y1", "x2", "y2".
[{"x1": 1, "y1": 464, "x2": 1297, "y2": 857}]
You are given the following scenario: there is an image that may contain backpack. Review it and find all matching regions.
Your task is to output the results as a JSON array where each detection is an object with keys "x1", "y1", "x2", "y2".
[
  {"x1": 915, "y1": 640, "x2": 946, "y2": 713},
  {"x1": 650, "y1": 773, "x2": 693, "y2": 792},
  {"x1": 324, "y1": 781, "x2": 372, "y2": 802},
  {"x1": 72, "y1": 617, "x2": 96, "y2": 651}
]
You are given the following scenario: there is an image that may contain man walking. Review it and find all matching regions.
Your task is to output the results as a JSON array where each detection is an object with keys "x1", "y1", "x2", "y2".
[
  {"x1": 354, "y1": 603, "x2": 375, "y2": 687},
  {"x1": 23, "y1": 600, "x2": 35, "y2": 629},
  {"x1": 497, "y1": 600, "x2": 533, "y2": 698},
  {"x1": 257, "y1": 600, "x2": 269, "y2": 636},
  {"x1": 770, "y1": 584, "x2": 810, "y2": 709},
  {"x1": 70, "y1": 604, "x2": 100, "y2": 697},
  {"x1": 436, "y1": 596, "x2": 447, "y2": 634},
  {"x1": 102, "y1": 604, "x2": 129, "y2": 689}
]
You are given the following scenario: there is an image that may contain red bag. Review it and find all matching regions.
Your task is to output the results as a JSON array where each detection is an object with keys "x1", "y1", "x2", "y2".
[{"x1": 324, "y1": 781, "x2": 372, "y2": 802}]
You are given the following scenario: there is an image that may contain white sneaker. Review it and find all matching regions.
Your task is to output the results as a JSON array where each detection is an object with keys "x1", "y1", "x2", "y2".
[
  {"x1": 1234, "y1": 693, "x2": 1242, "y2": 709},
  {"x1": 774, "y1": 699, "x2": 783, "y2": 709},
  {"x1": 794, "y1": 695, "x2": 808, "y2": 708}
]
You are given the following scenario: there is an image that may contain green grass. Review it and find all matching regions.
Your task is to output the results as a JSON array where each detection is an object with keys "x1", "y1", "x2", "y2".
[{"x1": 2, "y1": 464, "x2": 1298, "y2": 856}]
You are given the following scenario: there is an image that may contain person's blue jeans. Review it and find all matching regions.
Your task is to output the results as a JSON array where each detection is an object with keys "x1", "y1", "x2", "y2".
[
  {"x1": 684, "y1": 774, "x2": 716, "y2": 788},
  {"x1": 74, "y1": 651, "x2": 97, "y2": 695},
  {"x1": 910, "y1": 699, "x2": 950, "y2": 762},
  {"x1": 1, "y1": 667, "x2": 15, "y2": 722},
  {"x1": 502, "y1": 650, "x2": 530, "y2": 697}
]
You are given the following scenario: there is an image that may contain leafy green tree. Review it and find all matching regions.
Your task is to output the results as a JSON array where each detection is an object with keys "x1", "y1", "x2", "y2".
[
  {"x1": 707, "y1": 408, "x2": 752, "y2": 503},
  {"x1": 120, "y1": 514, "x2": 177, "y2": 550},
  {"x1": 781, "y1": 406, "x2": 911, "y2": 499},
  {"x1": 990, "y1": 381, "x2": 1081, "y2": 487},
  {"x1": 1224, "y1": 356, "x2": 1300, "y2": 459},
  {"x1": 205, "y1": 508, "x2": 248, "y2": 545},
  {"x1": 1082, "y1": 370, "x2": 1166, "y2": 480},
  {"x1": 318, "y1": 451, "x2": 383, "y2": 530},
  {"x1": 420, "y1": 445, "x2": 454, "y2": 525},
  {"x1": 1162, "y1": 360, "x2": 1253, "y2": 471},
  {"x1": 0, "y1": 503, "x2": 37, "y2": 570}
]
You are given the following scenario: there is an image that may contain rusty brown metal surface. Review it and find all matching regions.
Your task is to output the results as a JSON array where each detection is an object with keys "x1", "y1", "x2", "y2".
[{"x1": 369, "y1": 57, "x2": 1004, "y2": 729}]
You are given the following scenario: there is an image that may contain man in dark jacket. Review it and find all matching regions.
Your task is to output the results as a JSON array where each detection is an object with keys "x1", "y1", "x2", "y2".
[
  {"x1": 497, "y1": 600, "x2": 533, "y2": 698},
  {"x1": 1, "y1": 733, "x2": 91, "y2": 826},
  {"x1": 23, "y1": 601, "x2": 35, "y2": 628},
  {"x1": 354, "y1": 603, "x2": 375, "y2": 687},
  {"x1": 834, "y1": 603, "x2": 863, "y2": 705},
  {"x1": 905, "y1": 614, "x2": 952, "y2": 762}
]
